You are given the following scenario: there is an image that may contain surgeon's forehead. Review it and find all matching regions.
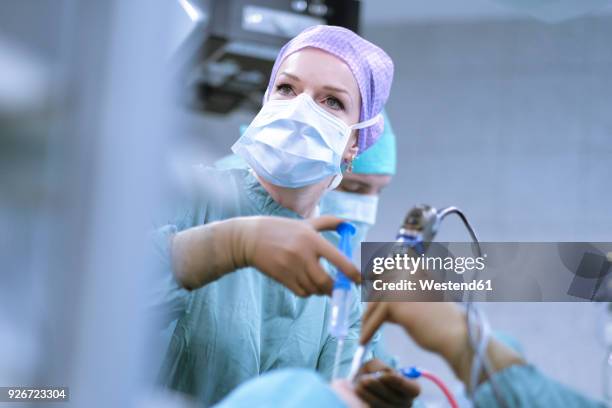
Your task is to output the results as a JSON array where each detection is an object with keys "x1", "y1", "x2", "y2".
[{"x1": 275, "y1": 48, "x2": 360, "y2": 97}]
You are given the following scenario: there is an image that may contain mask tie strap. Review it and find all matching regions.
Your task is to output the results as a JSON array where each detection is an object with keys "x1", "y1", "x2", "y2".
[{"x1": 350, "y1": 113, "x2": 382, "y2": 130}]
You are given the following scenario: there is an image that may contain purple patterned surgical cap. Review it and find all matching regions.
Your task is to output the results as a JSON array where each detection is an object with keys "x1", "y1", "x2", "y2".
[{"x1": 264, "y1": 25, "x2": 394, "y2": 153}]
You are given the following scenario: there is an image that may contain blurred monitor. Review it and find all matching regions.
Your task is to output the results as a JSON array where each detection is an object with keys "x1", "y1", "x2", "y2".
[{"x1": 179, "y1": 0, "x2": 360, "y2": 114}]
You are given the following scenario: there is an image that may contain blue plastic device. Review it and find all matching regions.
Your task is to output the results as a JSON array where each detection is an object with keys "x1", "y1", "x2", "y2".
[
  {"x1": 333, "y1": 222, "x2": 356, "y2": 289},
  {"x1": 399, "y1": 366, "x2": 422, "y2": 379},
  {"x1": 329, "y1": 222, "x2": 356, "y2": 339}
]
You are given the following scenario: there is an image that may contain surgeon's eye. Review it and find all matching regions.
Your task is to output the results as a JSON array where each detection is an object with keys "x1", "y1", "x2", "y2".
[
  {"x1": 276, "y1": 83, "x2": 295, "y2": 96},
  {"x1": 324, "y1": 97, "x2": 344, "y2": 111}
]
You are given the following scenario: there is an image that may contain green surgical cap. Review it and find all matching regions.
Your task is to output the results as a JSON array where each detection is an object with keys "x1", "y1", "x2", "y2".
[{"x1": 352, "y1": 110, "x2": 396, "y2": 175}]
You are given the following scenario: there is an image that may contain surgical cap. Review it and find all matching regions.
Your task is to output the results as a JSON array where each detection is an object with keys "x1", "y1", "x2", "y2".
[
  {"x1": 264, "y1": 25, "x2": 394, "y2": 153},
  {"x1": 352, "y1": 110, "x2": 396, "y2": 175}
]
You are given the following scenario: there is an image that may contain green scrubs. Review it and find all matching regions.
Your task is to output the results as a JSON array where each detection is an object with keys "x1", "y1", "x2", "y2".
[
  {"x1": 152, "y1": 167, "x2": 366, "y2": 406},
  {"x1": 473, "y1": 364, "x2": 606, "y2": 407}
]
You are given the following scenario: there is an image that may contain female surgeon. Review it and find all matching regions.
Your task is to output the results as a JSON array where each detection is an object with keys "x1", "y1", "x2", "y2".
[{"x1": 153, "y1": 25, "x2": 400, "y2": 406}]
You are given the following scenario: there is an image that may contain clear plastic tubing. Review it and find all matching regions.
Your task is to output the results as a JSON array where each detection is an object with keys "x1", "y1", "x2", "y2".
[{"x1": 330, "y1": 222, "x2": 356, "y2": 379}]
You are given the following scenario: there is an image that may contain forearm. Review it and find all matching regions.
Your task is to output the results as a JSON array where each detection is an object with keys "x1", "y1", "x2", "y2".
[
  {"x1": 171, "y1": 219, "x2": 247, "y2": 290},
  {"x1": 439, "y1": 314, "x2": 525, "y2": 387}
]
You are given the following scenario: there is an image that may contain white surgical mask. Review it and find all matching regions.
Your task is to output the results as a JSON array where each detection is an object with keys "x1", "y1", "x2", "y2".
[
  {"x1": 231, "y1": 93, "x2": 380, "y2": 189},
  {"x1": 320, "y1": 190, "x2": 379, "y2": 255}
]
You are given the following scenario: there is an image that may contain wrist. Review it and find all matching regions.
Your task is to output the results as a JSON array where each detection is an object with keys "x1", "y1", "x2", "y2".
[
  {"x1": 223, "y1": 217, "x2": 257, "y2": 270},
  {"x1": 440, "y1": 315, "x2": 525, "y2": 387},
  {"x1": 171, "y1": 220, "x2": 241, "y2": 290}
]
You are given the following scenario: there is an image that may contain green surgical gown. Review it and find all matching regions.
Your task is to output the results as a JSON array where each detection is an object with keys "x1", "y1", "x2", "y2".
[
  {"x1": 471, "y1": 364, "x2": 606, "y2": 407},
  {"x1": 152, "y1": 167, "x2": 366, "y2": 406}
]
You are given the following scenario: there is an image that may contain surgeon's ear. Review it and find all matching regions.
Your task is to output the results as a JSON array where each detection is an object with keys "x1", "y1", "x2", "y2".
[{"x1": 343, "y1": 132, "x2": 359, "y2": 162}]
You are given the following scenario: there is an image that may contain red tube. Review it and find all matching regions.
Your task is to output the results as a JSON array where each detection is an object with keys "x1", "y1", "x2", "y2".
[{"x1": 419, "y1": 370, "x2": 460, "y2": 408}]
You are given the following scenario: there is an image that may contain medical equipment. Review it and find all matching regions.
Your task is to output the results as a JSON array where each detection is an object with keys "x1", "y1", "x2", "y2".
[
  {"x1": 396, "y1": 204, "x2": 507, "y2": 407},
  {"x1": 397, "y1": 204, "x2": 480, "y2": 255},
  {"x1": 179, "y1": 0, "x2": 360, "y2": 114},
  {"x1": 346, "y1": 344, "x2": 366, "y2": 382},
  {"x1": 401, "y1": 367, "x2": 460, "y2": 408},
  {"x1": 329, "y1": 222, "x2": 356, "y2": 379}
]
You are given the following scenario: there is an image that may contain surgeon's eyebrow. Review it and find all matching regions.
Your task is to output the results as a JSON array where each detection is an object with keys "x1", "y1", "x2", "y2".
[
  {"x1": 323, "y1": 85, "x2": 353, "y2": 106},
  {"x1": 278, "y1": 72, "x2": 301, "y2": 82},
  {"x1": 323, "y1": 85, "x2": 349, "y2": 95}
]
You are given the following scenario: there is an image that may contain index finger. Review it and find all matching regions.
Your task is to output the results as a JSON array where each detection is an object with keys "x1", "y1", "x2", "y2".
[
  {"x1": 315, "y1": 236, "x2": 361, "y2": 284},
  {"x1": 360, "y1": 302, "x2": 388, "y2": 345},
  {"x1": 306, "y1": 215, "x2": 346, "y2": 232}
]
